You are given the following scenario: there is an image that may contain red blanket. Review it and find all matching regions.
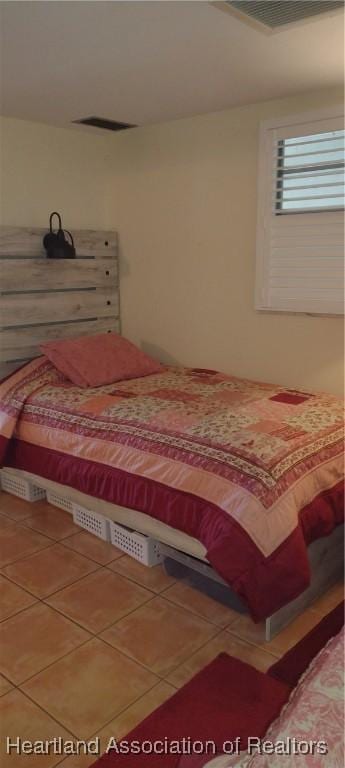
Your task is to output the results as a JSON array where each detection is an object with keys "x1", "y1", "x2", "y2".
[
  {"x1": 92, "y1": 653, "x2": 291, "y2": 768},
  {"x1": 0, "y1": 359, "x2": 343, "y2": 620}
]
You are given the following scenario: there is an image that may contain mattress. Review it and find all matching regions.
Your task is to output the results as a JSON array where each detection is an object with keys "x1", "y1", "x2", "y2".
[{"x1": 0, "y1": 358, "x2": 343, "y2": 620}]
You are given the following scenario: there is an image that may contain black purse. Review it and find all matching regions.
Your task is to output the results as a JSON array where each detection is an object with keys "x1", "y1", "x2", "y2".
[{"x1": 43, "y1": 212, "x2": 76, "y2": 259}]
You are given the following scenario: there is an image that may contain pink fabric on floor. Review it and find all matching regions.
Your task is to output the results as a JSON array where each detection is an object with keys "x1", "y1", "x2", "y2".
[{"x1": 242, "y1": 628, "x2": 344, "y2": 767}]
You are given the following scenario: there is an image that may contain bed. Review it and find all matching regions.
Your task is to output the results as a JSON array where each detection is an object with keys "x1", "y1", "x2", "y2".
[{"x1": 0, "y1": 226, "x2": 343, "y2": 638}]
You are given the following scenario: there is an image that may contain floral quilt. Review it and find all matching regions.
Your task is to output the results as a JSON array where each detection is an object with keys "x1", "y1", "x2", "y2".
[
  {"x1": 240, "y1": 628, "x2": 344, "y2": 767},
  {"x1": 0, "y1": 358, "x2": 343, "y2": 620}
]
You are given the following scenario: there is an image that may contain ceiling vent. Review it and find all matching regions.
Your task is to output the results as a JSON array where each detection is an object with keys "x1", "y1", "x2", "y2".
[
  {"x1": 73, "y1": 117, "x2": 136, "y2": 131},
  {"x1": 215, "y1": 1, "x2": 344, "y2": 32}
]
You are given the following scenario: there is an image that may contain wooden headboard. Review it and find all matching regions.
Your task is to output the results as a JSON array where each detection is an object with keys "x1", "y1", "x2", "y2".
[{"x1": 0, "y1": 226, "x2": 120, "y2": 379}]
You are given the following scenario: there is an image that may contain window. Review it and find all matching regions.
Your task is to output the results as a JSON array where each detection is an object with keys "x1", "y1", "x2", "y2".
[
  {"x1": 276, "y1": 130, "x2": 345, "y2": 213},
  {"x1": 256, "y1": 110, "x2": 344, "y2": 315}
]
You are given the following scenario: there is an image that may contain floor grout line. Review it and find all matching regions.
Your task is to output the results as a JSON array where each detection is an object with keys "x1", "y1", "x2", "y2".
[
  {"x1": 13, "y1": 686, "x2": 80, "y2": 740},
  {"x1": 99, "y1": 619, "x2": 223, "y2": 681},
  {"x1": 61, "y1": 540, "x2": 125, "y2": 567},
  {"x1": 225, "y1": 626, "x2": 284, "y2": 658},
  {"x1": 104, "y1": 562, "x2": 176, "y2": 595},
  {"x1": 52, "y1": 676, "x2": 174, "y2": 765},
  {"x1": 0, "y1": 670, "x2": 16, "y2": 688},
  {"x1": 0, "y1": 561, "x2": 104, "y2": 603},
  {"x1": 43, "y1": 590, "x2": 157, "y2": 637},
  {"x1": 1, "y1": 596, "x2": 161, "y2": 688},
  {"x1": 11, "y1": 505, "x2": 82, "y2": 538},
  {"x1": 0, "y1": 598, "x2": 41, "y2": 625},
  {"x1": 16, "y1": 633, "x2": 95, "y2": 689},
  {"x1": 0, "y1": 538, "x2": 55, "y2": 570},
  {"x1": 6, "y1": 602, "x2": 161, "y2": 689},
  {"x1": 151, "y1": 590, "x2": 231, "y2": 628},
  {"x1": 19, "y1": 659, "x2": 164, "y2": 746},
  {"x1": 160, "y1": 626, "x2": 226, "y2": 682},
  {"x1": 0, "y1": 512, "x2": 34, "y2": 524},
  {"x1": 161, "y1": 591, "x2": 239, "y2": 630}
]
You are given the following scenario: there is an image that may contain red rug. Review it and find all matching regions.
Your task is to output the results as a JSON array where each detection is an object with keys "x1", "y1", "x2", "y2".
[
  {"x1": 269, "y1": 600, "x2": 344, "y2": 687},
  {"x1": 93, "y1": 654, "x2": 290, "y2": 768},
  {"x1": 91, "y1": 601, "x2": 344, "y2": 768}
]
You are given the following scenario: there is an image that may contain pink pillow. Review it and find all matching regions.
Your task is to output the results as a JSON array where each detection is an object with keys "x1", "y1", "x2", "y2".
[{"x1": 40, "y1": 332, "x2": 162, "y2": 387}]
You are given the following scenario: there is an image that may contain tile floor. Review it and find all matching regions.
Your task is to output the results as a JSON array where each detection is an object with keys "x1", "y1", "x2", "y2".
[{"x1": 0, "y1": 491, "x2": 343, "y2": 767}]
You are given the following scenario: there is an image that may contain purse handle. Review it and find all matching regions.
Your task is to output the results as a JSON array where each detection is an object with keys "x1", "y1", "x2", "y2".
[
  {"x1": 49, "y1": 211, "x2": 62, "y2": 233},
  {"x1": 64, "y1": 230, "x2": 75, "y2": 248}
]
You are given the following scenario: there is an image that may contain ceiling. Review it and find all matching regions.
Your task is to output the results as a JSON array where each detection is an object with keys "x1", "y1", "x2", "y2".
[{"x1": 0, "y1": 1, "x2": 344, "y2": 130}]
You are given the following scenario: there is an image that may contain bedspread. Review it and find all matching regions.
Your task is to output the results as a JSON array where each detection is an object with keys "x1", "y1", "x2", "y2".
[
  {"x1": 0, "y1": 358, "x2": 343, "y2": 620},
  {"x1": 241, "y1": 627, "x2": 344, "y2": 767}
]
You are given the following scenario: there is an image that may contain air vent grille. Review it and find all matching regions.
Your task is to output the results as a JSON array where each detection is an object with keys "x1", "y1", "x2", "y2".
[
  {"x1": 73, "y1": 117, "x2": 135, "y2": 132},
  {"x1": 225, "y1": 1, "x2": 344, "y2": 29}
]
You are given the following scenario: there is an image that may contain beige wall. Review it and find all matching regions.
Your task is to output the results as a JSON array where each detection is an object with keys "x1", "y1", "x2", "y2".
[
  {"x1": 0, "y1": 117, "x2": 113, "y2": 229},
  {"x1": 1, "y1": 88, "x2": 344, "y2": 395},
  {"x1": 111, "y1": 87, "x2": 344, "y2": 395}
]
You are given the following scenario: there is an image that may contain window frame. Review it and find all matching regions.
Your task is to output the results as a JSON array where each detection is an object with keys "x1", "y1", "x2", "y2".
[{"x1": 255, "y1": 107, "x2": 344, "y2": 315}]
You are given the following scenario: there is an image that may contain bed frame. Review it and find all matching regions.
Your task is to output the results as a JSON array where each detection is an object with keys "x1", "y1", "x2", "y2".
[
  {"x1": 162, "y1": 533, "x2": 344, "y2": 640},
  {"x1": 0, "y1": 225, "x2": 343, "y2": 640},
  {"x1": 1, "y1": 466, "x2": 343, "y2": 641}
]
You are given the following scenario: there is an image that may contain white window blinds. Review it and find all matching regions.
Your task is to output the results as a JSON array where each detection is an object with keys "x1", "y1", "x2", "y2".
[{"x1": 256, "y1": 110, "x2": 345, "y2": 315}]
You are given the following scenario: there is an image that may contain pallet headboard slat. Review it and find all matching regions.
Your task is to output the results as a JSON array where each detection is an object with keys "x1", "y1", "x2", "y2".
[
  {"x1": 0, "y1": 258, "x2": 118, "y2": 292},
  {"x1": 0, "y1": 226, "x2": 120, "y2": 379},
  {"x1": 0, "y1": 227, "x2": 117, "y2": 258}
]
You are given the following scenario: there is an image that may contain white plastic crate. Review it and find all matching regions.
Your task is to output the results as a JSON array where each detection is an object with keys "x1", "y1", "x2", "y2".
[
  {"x1": 47, "y1": 490, "x2": 74, "y2": 514},
  {"x1": 0, "y1": 469, "x2": 46, "y2": 502},
  {"x1": 72, "y1": 503, "x2": 110, "y2": 541},
  {"x1": 110, "y1": 520, "x2": 163, "y2": 566}
]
